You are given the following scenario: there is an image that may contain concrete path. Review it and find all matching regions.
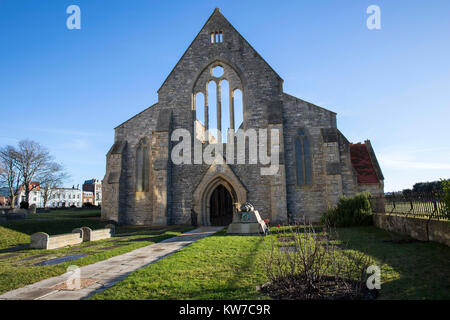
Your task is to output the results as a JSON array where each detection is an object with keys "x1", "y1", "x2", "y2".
[{"x1": 0, "y1": 227, "x2": 223, "y2": 300}]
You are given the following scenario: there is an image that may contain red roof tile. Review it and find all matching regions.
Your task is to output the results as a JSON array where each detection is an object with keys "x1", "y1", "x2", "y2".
[{"x1": 350, "y1": 143, "x2": 380, "y2": 184}]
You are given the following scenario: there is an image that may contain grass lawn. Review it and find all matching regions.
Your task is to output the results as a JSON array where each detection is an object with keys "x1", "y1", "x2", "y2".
[
  {"x1": 2, "y1": 210, "x2": 449, "y2": 300},
  {"x1": 91, "y1": 226, "x2": 450, "y2": 300},
  {"x1": 0, "y1": 209, "x2": 194, "y2": 294},
  {"x1": 337, "y1": 226, "x2": 450, "y2": 299},
  {"x1": 0, "y1": 209, "x2": 108, "y2": 250},
  {"x1": 92, "y1": 229, "x2": 269, "y2": 300}
]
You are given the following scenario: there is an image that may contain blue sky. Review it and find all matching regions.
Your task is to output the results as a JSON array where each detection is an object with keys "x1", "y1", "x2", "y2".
[{"x1": 0, "y1": 0, "x2": 449, "y2": 192}]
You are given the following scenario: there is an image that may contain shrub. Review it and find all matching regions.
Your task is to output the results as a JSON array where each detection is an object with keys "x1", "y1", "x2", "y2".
[
  {"x1": 20, "y1": 201, "x2": 29, "y2": 209},
  {"x1": 441, "y1": 179, "x2": 450, "y2": 219},
  {"x1": 262, "y1": 222, "x2": 375, "y2": 299},
  {"x1": 321, "y1": 192, "x2": 373, "y2": 227}
]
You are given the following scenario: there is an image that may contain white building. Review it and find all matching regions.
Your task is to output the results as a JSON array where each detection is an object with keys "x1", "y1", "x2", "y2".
[
  {"x1": 17, "y1": 189, "x2": 42, "y2": 208},
  {"x1": 17, "y1": 187, "x2": 83, "y2": 208},
  {"x1": 47, "y1": 188, "x2": 83, "y2": 208}
]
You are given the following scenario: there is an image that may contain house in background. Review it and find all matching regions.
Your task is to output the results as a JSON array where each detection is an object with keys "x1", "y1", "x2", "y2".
[
  {"x1": 0, "y1": 196, "x2": 10, "y2": 207},
  {"x1": 46, "y1": 187, "x2": 82, "y2": 208},
  {"x1": 0, "y1": 187, "x2": 10, "y2": 207},
  {"x1": 16, "y1": 182, "x2": 41, "y2": 208},
  {"x1": 83, "y1": 179, "x2": 102, "y2": 206},
  {"x1": 82, "y1": 191, "x2": 94, "y2": 206}
]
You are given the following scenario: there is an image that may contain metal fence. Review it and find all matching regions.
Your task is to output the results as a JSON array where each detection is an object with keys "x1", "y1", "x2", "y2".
[{"x1": 369, "y1": 193, "x2": 449, "y2": 221}]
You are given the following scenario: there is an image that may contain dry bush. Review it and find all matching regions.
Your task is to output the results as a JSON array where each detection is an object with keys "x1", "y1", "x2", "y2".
[{"x1": 261, "y1": 221, "x2": 375, "y2": 300}]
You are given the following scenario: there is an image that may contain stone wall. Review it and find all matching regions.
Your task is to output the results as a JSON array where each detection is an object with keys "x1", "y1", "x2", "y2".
[
  {"x1": 337, "y1": 131, "x2": 358, "y2": 197},
  {"x1": 373, "y1": 213, "x2": 450, "y2": 247},
  {"x1": 357, "y1": 182, "x2": 384, "y2": 197},
  {"x1": 102, "y1": 141, "x2": 127, "y2": 223},
  {"x1": 103, "y1": 104, "x2": 160, "y2": 225},
  {"x1": 282, "y1": 94, "x2": 341, "y2": 222}
]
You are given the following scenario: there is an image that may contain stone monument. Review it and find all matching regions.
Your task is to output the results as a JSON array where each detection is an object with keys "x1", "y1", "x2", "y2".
[
  {"x1": 28, "y1": 204, "x2": 37, "y2": 214},
  {"x1": 227, "y1": 202, "x2": 269, "y2": 235}
]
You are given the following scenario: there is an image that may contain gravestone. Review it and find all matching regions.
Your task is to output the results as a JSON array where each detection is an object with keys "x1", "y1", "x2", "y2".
[
  {"x1": 4, "y1": 209, "x2": 27, "y2": 220},
  {"x1": 30, "y1": 231, "x2": 83, "y2": 250},
  {"x1": 74, "y1": 225, "x2": 115, "y2": 242},
  {"x1": 227, "y1": 202, "x2": 269, "y2": 235},
  {"x1": 28, "y1": 204, "x2": 37, "y2": 214}
]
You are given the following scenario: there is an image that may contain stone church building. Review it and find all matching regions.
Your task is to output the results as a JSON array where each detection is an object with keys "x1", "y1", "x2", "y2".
[{"x1": 102, "y1": 9, "x2": 384, "y2": 226}]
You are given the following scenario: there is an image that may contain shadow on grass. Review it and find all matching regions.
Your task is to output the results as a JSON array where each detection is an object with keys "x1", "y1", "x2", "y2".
[
  {"x1": 224, "y1": 234, "x2": 265, "y2": 290},
  {"x1": 129, "y1": 232, "x2": 269, "y2": 300},
  {"x1": 269, "y1": 225, "x2": 324, "y2": 235},
  {"x1": 336, "y1": 226, "x2": 450, "y2": 299},
  {"x1": 0, "y1": 209, "x2": 106, "y2": 237},
  {"x1": 1, "y1": 219, "x2": 109, "y2": 236},
  {"x1": 0, "y1": 245, "x2": 29, "y2": 254}
]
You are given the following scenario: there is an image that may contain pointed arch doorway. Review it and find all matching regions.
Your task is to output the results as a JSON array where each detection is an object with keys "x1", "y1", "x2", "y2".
[
  {"x1": 209, "y1": 185, "x2": 234, "y2": 226},
  {"x1": 193, "y1": 159, "x2": 248, "y2": 226}
]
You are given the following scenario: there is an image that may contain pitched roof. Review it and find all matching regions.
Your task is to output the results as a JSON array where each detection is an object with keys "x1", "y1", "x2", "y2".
[
  {"x1": 158, "y1": 8, "x2": 283, "y2": 93},
  {"x1": 114, "y1": 103, "x2": 158, "y2": 129},
  {"x1": 349, "y1": 143, "x2": 381, "y2": 184}
]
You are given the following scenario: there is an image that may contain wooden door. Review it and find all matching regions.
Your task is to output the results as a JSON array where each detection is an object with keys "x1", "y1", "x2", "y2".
[{"x1": 209, "y1": 185, "x2": 233, "y2": 226}]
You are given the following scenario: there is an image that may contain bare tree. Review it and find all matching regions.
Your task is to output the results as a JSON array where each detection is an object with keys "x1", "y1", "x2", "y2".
[
  {"x1": 0, "y1": 146, "x2": 23, "y2": 208},
  {"x1": 14, "y1": 140, "x2": 68, "y2": 205},
  {"x1": 40, "y1": 163, "x2": 70, "y2": 208}
]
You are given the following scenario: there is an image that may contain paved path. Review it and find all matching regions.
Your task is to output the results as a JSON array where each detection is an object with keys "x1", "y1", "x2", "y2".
[{"x1": 0, "y1": 227, "x2": 223, "y2": 300}]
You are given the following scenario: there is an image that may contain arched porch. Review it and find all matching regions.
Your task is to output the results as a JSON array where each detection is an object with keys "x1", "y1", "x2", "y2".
[{"x1": 193, "y1": 170, "x2": 247, "y2": 226}]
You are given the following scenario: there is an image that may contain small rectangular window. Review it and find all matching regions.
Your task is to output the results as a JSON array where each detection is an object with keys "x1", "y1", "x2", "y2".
[{"x1": 210, "y1": 31, "x2": 223, "y2": 43}]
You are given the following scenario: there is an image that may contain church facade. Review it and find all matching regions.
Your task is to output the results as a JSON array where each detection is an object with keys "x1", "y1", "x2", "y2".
[{"x1": 101, "y1": 9, "x2": 384, "y2": 226}]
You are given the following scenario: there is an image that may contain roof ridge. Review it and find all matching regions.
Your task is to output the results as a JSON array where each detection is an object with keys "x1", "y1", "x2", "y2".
[
  {"x1": 114, "y1": 102, "x2": 158, "y2": 129},
  {"x1": 158, "y1": 9, "x2": 283, "y2": 93},
  {"x1": 283, "y1": 93, "x2": 336, "y2": 115}
]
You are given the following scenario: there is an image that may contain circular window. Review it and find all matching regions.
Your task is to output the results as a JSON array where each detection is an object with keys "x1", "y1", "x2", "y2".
[{"x1": 211, "y1": 66, "x2": 224, "y2": 78}]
